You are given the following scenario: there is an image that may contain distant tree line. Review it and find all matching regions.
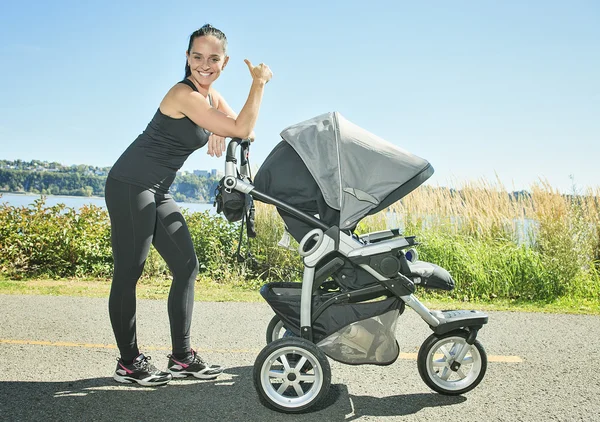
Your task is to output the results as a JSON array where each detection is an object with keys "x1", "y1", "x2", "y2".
[{"x1": 0, "y1": 159, "x2": 220, "y2": 202}]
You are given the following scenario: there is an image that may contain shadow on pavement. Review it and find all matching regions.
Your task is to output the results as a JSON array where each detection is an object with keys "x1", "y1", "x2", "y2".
[{"x1": 0, "y1": 366, "x2": 466, "y2": 421}]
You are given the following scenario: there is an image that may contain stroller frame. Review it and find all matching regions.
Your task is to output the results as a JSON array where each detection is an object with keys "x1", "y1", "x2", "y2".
[{"x1": 224, "y1": 138, "x2": 488, "y2": 413}]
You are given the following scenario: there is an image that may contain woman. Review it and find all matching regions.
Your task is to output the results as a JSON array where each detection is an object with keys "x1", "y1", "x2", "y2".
[{"x1": 105, "y1": 24, "x2": 272, "y2": 386}]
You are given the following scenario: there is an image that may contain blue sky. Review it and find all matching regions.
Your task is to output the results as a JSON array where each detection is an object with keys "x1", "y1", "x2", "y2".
[{"x1": 1, "y1": 0, "x2": 598, "y2": 193}]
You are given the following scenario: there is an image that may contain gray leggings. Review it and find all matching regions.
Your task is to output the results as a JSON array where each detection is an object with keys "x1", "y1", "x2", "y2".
[{"x1": 105, "y1": 177, "x2": 199, "y2": 361}]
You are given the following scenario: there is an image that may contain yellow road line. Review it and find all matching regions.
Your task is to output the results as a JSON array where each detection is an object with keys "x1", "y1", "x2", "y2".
[
  {"x1": 0, "y1": 339, "x2": 523, "y2": 363},
  {"x1": 1, "y1": 339, "x2": 117, "y2": 349},
  {"x1": 0, "y1": 339, "x2": 254, "y2": 354}
]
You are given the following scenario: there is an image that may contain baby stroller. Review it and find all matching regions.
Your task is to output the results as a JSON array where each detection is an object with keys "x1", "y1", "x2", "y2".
[{"x1": 218, "y1": 112, "x2": 488, "y2": 413}]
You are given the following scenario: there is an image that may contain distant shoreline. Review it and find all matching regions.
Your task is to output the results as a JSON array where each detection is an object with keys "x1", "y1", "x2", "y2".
[{"x1": 0, "y1": 191, "x2": 105, "y2": 199}]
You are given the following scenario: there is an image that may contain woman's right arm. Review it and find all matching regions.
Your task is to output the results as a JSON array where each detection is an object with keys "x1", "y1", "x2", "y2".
[{"x1": 176, "y1": 60, "x2": 272, "y2": 139}]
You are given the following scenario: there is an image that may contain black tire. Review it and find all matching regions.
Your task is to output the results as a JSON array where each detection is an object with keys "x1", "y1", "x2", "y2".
[
  {"x1": 265, "y1": 315, "x2": 284, "y2": 344},
  {"x1": 253, "y1": 337, "x2": 331, "y2": 413},
  {"x1": 417, "y1": 330, "x2": 487, "y2": 395},
  {"x1": 265, "y1": 315, "x2": 295, "y2": 344}
]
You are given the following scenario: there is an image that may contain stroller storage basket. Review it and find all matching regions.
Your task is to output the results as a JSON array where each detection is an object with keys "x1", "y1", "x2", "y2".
[
  {"x1": 260, "y1": 282, "x2": 405, "y2": 344},
  {"x1": 317, "y1": 309, "x2": 401, "y2": 365}
]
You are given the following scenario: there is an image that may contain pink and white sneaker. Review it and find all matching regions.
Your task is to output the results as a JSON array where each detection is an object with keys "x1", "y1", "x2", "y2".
[
  {"x1": 167, "y1": 349, "x2": 224, "y2": 380},
  {"x1": 113, "y1": 353, "x2": 172, "y2": 386}
]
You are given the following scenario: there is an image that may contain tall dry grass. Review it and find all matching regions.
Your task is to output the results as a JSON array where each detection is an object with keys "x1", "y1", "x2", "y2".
[
  {"x1": 363, "y1": 179, "x2": 600, "y2": 301},
  {"x1": 247, "y1": 179, "x2": 599, "y2": 301}
]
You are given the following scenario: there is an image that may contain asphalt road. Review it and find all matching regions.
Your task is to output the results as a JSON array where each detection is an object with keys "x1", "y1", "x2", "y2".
[{"x1": 1, "y1": 295, "x2": 599, "y2": 421}]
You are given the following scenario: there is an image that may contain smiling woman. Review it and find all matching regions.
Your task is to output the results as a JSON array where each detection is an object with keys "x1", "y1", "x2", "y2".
[
  {"x1": 103, "y1": 23, "x2": 273, "y2": 387},
  {"x1": 185, "y1": 25, "x2": 229, "y2": 84}
]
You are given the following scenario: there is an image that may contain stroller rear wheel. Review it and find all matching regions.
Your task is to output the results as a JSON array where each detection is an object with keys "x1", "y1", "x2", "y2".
[
  {"x1": 253, "y1": 337, "x2": 331, "y2": 413},
  {"x1": 417, "y1": 330, "x2": 487, "y2": 395},
  {"x1": 265, "y1": 315, "x2": 296, "y2": 344}
]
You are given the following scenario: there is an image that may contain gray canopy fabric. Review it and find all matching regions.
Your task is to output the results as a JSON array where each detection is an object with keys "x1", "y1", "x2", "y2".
[{"x1": 280, "y1": 112, "x2": 432, "y2": 230}]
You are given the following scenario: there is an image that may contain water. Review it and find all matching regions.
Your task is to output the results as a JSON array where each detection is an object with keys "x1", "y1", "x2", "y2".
[
  {"x1": 1, "y1": 193, "x2": 538, "y2": 244},
  {"x1": 0, "y1": 193, "x2": 215, "y2": 214}
]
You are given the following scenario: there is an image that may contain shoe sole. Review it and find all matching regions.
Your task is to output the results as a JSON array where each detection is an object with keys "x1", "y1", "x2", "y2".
[
  {"x1": 113, "y1": 373, "x2": 171, "y2": 387},
  {"x1": 168, "y1": 369, "x2": 224, "y2": 380}
]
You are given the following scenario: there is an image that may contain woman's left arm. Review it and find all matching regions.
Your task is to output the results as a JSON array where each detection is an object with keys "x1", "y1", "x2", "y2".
[
  {"x1": 214, "y1": 90, "x2": 237, "y2": 119},
  {"x1": 206, "y1": 91, "x2": 256, "y2": 157},
  {"x1": 214, "y1": 91, "x2": 255, "y2": 140}
]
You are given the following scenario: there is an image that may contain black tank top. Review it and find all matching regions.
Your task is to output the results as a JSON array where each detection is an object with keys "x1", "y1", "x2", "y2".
[{"x1": 108, "y1": 79, "x2": 213, "y2": 194}]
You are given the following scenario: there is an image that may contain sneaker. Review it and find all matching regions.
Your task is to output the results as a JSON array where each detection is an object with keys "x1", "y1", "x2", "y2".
[
  {"x1": 113, "y1": 353, "x2": 172, "y2": 387},
  {"x1": 167, "y1": 349, "x2": 224, "y2": 380}
]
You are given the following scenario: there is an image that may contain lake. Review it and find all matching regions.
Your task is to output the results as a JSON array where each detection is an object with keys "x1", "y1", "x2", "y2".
[{"x1": 0, "y1": 193, "x2": 215, "y2": 214}]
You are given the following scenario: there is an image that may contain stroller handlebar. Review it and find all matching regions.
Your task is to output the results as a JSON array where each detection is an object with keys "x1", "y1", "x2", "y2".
[{"x1": 225, "y1": 137, "x2": 252, "y2": 179}]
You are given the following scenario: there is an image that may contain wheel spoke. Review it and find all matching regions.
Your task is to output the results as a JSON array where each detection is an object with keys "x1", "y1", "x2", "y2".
[
  {"x1": 299, "y1": 374, "x2": 316, "y2": 383},
  {"x1": 294, "y1": 356, "x2": 307, "y2": 371},
  {"x1": 456, "y1": 368, "x2": 467, "y2": 379},
  {"x1": 455, "y1": 342, "x2": 469, "y2": 357},
  {"x1": 277, "y1": 381, "x2": 290, "y2": 395},
  {"x1": 461, "y1": 356, "x2": 474, "y2": 365},
  {"x1": 293, "y1": 383, "x2": 304, "y2": 397},
  {"x1": 450, "y1": 342, "x2": 461, "y2": 355},
  {"x1": 440, "y1": 345, "x2": 453, "y2": 360},
  {"x1": 268, "y1": 370, "x2": 284, "y2": 379},
  {"x1": 280, "y1": 355, "x2": 291, "y2": 370},
  {"x1": 440, "y1": 366, "x2": 452, "y2": 381},
  {"x1": 432, "y1": 359, "x2": 447, "y2": 367}
]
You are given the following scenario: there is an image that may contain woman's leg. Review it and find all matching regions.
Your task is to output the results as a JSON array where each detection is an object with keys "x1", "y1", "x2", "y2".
[
  {"x1": 105, "y1": 177, "x2": 157, "y2": 362},
  {"x1": 152, "y1": 195, "x2": 199, "y2": 357}
]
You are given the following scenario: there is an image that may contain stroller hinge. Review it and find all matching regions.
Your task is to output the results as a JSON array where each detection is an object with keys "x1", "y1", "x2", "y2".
[
  {"x1": 300, "y1": 326, "x2": 313, "y2": 341},
  {"x1": 380, "y1": 273, "x2": 415, "y2": 296}
]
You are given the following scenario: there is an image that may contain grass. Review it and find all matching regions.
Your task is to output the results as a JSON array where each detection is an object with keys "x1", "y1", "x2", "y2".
[
  {"x1": 1, "y1": 277, "x2": 598, "y2": 315},
  {"x1": 415, "y1": 291, "x2": 600, "y2": 315},
  {"x1": 0, "y1": 277, "x2": 260, "y2": 302}
]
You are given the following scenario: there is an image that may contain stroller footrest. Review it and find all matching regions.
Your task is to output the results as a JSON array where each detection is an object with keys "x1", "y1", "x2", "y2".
[{"x1": 430, "y1": 310, "x2": 488, "y2": 335}]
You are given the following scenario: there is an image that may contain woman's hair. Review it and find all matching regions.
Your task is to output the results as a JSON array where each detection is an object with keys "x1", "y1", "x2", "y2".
[{"x1": 185, "y1": 24, "x2": 228, "y2": 78}]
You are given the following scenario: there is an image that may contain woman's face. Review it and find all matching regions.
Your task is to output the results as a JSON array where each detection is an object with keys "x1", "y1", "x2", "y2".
[{"x1": 186, "y1": 35, "x2": 228, "y2": 86}]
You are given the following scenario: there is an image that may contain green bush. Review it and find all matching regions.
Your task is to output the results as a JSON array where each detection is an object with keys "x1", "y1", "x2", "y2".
[
  {"x1": 1, "y1": 187, "x2": 598, "y2": 305},
  {"x1": 0, "y1": 198, "x2": 112, "y2": 279},
  {"x1": 184, "y1": 210, "x2": 239, "y2": 279},
  {"x1": 0, "y1": 197, "x2": 242, "y2": 281}
]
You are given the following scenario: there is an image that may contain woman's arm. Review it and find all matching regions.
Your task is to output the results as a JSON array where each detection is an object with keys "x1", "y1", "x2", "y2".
[
  {"x1": 177, "y1": 60, "x2": 271, "y2": 139},
  {"x1": 214, "y1": 91, "x2": 255, "y2": 140},
  {"x1": 214, "y1": 92, "x2": 237, "y2": 119}
]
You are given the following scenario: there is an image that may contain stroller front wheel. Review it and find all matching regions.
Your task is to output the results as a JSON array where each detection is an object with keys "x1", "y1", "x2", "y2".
[
  {"x1": 253, "y1": 337, "x2": 331, "y2": 413},
  {"x1": 417, "y1": 330, "x2": 487, "y2": 395}
]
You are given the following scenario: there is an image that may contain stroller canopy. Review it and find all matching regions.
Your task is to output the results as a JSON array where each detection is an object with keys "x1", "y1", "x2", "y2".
[{"x1": 278, "y1": 112, "x2": 433, "y2": 230}]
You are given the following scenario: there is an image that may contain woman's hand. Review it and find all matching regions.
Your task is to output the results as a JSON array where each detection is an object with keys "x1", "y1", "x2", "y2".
[
  {"x1": 207, "y1": 133, "x2": 226, "y2": 157},
  {"x1": 244, "y1": 59, "x2": 272, "y2": 85}
]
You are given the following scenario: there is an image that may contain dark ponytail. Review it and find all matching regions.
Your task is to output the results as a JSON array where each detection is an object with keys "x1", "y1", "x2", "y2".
[{"x1": 185, "y1": 24, "x2": 228, "y2": 78}]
